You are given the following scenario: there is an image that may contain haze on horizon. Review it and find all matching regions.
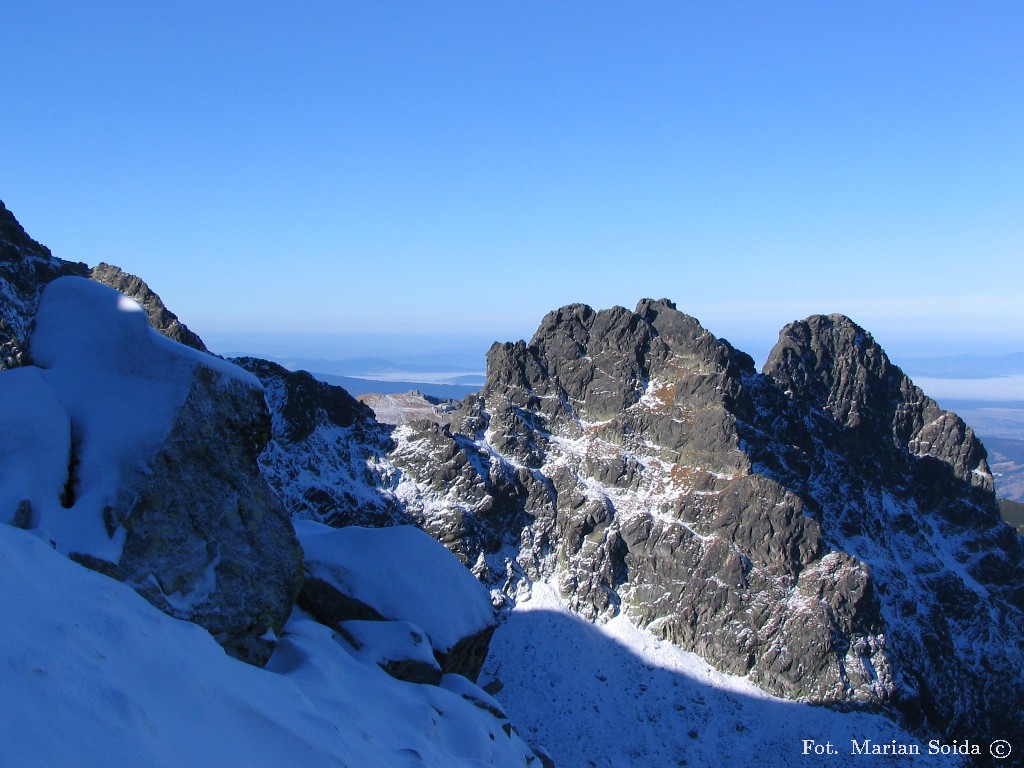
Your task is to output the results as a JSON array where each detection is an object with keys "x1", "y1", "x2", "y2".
[{"x1": 2, "y1": 2, "x2": 1021, "y2": 365}]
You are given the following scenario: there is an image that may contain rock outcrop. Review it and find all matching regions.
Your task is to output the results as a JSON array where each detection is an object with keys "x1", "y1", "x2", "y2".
[
  {"x1": 0, "y1": 200, "x2": 88, "y2": 369},
  {"x1": 296, "y1": 520, "x2": 498, "y2": 682},
  {"x1": 90, "y1": 261, "x2": 208, "y2": 352},
  {"x1": 0, "y1": 276, "x2": 302, "y2": 664},
  {"x1": 114, "y1": 361, "x2": 304, "y2": 665},
  {"x1": 234, "y1": 357, "x2": 408, "y2": 528}
]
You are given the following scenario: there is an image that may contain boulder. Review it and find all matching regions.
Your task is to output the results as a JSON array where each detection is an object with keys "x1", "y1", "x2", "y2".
[
  {"x1": 0, "y1": 276, "x2": 303, "y2": 665},
  {"x1": 295, "y1": 520, "x2": 497, "y2": 681}
]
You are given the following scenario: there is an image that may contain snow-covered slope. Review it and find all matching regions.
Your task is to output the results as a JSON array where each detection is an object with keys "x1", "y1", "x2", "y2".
[
  {"x1": 0, "y1": 524, "x2": 537, "y2": 768},
  {"x1": 483, "y1": 581, "x2": 969, "y2": 768},
  {"x1": 297, "y1": 520, "x2": 495, "y2": 653},
  {"x1": 6, "y1": 276, "x2": 249, "y2": 561},
  {"x1": 0, "y1": 203, "x2": 544, "y2": 767},
  {"x1": 1, "y1": 276, "x2": 303, "y2": 664}
]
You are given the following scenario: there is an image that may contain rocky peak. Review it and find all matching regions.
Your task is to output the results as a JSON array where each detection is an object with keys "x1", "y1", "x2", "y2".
[
  {"x1": 0, "y1": 200, "x2": 89, "y2": 369},
  {"x1": 765, "y1": 314, "x2": 910, "y2": 434},
  {"x1": 482, "y1": 302, "x2": 650, "y2": 421},
  {"x1": 484, "y1": 299, "x2": 756, "y2": 432},
  {"x1": 0, "y1": 200, "x2": 52, "y2": 257},
  {"x1": 90, "y1": 262, "x2": 208, "y2": 353},
  {"x1": 379, "y1": 298, "x2": 1024, "y2": 750},
  {"x1": 636, "y1": 297, "x2": 750, "y2": 369},
  {"x1": 764, "y1": 313, "x2": 993, "y2": 493}
]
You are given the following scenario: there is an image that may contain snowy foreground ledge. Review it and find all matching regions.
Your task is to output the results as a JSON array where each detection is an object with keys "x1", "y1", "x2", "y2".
[
  {"x1": 0, "y1": 524, "x2": 536, "y2": 768},
  {"x1": 0, "y1": 517, "x2": 973, "y2": 768}
]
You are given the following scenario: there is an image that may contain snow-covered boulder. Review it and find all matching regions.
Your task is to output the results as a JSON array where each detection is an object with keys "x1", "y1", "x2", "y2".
[
  {"x1": 0, "y1": 276, "x2": 302, "y2": 664},
  {"x1": 296, "y1": 520, "x2": 497, "y2": 681},
  {"x1": 338, "y1": 619, "x2": 443, "y2": 685}
]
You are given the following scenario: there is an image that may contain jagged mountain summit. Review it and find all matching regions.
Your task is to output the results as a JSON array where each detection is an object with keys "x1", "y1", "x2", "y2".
[
  {"x1": 235, "y1": 289, "x2": 1024, "y2": 759},
  {"x1": 355, "y1": 299, "x2": 1023, "y2": 752}
]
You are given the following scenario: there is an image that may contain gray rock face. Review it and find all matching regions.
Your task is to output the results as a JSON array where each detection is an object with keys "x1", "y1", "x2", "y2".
[
  {"x1": 114, "y1": 364, "x2": 304, "y2": 665},
  {"x1": 0, "y1": 200, "x2": 88, "y2": 369},
  {"x1": 467, "y1": 300, "x2": 884, "y2": 699},
  {"x1": 234, "y1": 357, "x2": 408, "y2": 528},
  {"x1": 762, "y1": 314, "x2": 1024, "y2": 740},
  {"x1": 381, "y1": 299, "x2": 1023, "y2": 748}
]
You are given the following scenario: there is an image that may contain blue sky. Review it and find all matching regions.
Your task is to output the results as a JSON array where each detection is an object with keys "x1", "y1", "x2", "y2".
[{"x1": 2, "y1": 1, "x2": 1022, "y2": 365}]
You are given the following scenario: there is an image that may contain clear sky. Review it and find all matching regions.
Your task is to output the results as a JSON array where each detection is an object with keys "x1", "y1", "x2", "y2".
[{"x1": 2, "y1": 1, "x2": 1022, "y2": 366}]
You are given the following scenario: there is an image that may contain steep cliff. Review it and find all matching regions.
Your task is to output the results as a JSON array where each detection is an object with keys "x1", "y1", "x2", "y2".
[{"x1": 379, "y1": 299, "x2": 1023, "y2": 751}]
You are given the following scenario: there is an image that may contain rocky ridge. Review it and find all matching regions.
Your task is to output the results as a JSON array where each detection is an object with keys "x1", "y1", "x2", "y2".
[
  {"x1": 234, "y1": 356, "x2": 408, "y2": 528},
  {"x1": 90, "y1": 261, "x2": 208, "y2": 352},
  {"x1": 233, "y1": 289, "x2": 1024, "y2": 752},
  {"x1": 365, "y1": 299, "x2": 1024, "y2": 753},
  {"x1": 0, "y1": 201, "x2": 88, "y2": 369},
  {"x1": 244, "y1": 293, "x2": 1024, "y2": 752}
]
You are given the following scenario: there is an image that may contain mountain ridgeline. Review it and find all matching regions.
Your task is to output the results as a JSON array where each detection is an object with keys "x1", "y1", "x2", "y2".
[
  {"x1": 247, "y1": 299, "x2": 1024, "y2": 752},
  {"x1": 2, "y1": 198, "x2": 1022, "y2": 764},
  {"x1": 379, "y1": 299, "x2": 1022, "y2": 746}
]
